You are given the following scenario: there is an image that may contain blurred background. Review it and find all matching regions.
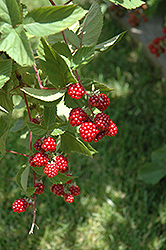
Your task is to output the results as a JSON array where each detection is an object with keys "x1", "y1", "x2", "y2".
[{"x1": 1, "y1": 0, "x2": 166, "y2": 249}]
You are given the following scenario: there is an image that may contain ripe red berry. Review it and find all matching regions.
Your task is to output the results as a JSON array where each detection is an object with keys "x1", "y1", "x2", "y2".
[
  {"x1": 34, "y1": 183, "x2": 45, "y2": 194},
  {"x1": 97, "y1": 93, "x2": 110, "y2": 111},
  {"x1": 69, "y1": 185, "x2": 80, "y2": 196},
  {"x1": 105, "y1": 121, "x2": 118, "y2": 137},
  {"x1": 33, "y1": 137, "x2": 43, "y2": 151},
  {"x1": 69, "y1": 107, "x2": 88, "y2": 126},
  {"x1": 52, "y1": 184, "x2": 64, "y2": 196},
  {"x1": 89, "y1": 94, "x2": 100, "y2": 107},
  {"x1": 29, "y1": 153, "x2": 38, "y2": 167},
  {"x1": 79, "y1": 122, "x2": 99, "y2": 142},
  {"x1": 67, "y1": 82, "x2": 85, "y2": 99},
  {"x1": 12, "y1": 198, "x2": 28, "y2": 213},
  {"x1": 55, "y1": 155, "x2": 68, "y2": 171},
  {"x1": 94, "y1": 113, "x2": 111, "y2": 130},
  {"x1": 32, "y1": 152, "x2": 49, "y2": 167},
  {"x1": 44, "y1": 163, "x2": 59, "y2": 178},
  {"x1": 93, "y1": 131, "x2": 106, "y2": 142},
  {"x1": 41, "y1": 136, "x2": 56, "y2": 152},
  {"x1": 162, "y1": 27, "x2": 166, "y2": 34},
  {"x1": 64, "y1": 193, "x2": 74, "y2": 203}
]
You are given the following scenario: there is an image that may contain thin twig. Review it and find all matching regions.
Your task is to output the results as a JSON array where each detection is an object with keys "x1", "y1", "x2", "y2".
[
  {"x1": 5, "y1": 149, "x2": 29, "y2": 157},
  {"x1": 23, "y1": 92, "x2": 32, "y2": 122},
  {"x1": 48, "y1": 0, "x2": 56, "y2": 5},
  {"x1": 64, "y1": 0, "x2": 73, "y2": 5},
  {"x1": 74, "y1": 70, "x2": 94, "y2": 118},
  {"x1": 62, "y1": 31, "x2": 69, "y2": 46}
]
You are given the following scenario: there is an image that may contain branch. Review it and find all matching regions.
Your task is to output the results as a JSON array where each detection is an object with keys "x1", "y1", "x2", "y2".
[
  {"x1": 5, "y1": 149, "x2": 29, "y2": 157},
  {"x1": 29, "y1": 170, "x2": 39, "y2": 234},
  {"x1": 48, "y1": 0, "x2": 56, "y2": 5}
]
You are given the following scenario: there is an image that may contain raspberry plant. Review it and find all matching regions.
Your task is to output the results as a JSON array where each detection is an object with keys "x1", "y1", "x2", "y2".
[{"x1": 0, "y1": 0, "x2": 144, "y2": 234}]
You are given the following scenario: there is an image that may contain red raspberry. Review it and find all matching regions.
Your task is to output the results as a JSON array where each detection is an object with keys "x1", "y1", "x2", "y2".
[
  {"x1": 52, "y1": 184, "x2": 64, "y2": 196},
  {"x1": 44, "y1": 163, "x2": 59, "y2": 178},
  {"x1": 93, "y1": 131, "x2": 106, "y2": 142},
  {"x1": 94, "y1": 113, "x2": 111, "y2": 130},
  {"x1": 12, "y1": 198, "x2": 28, "y2": 213},
  {"x1": 65, "y1": 174, "x2": 73, "y2": 184},
  {"x1": 162, "y1": 27, "x2": 166, "y2": 34},
  {"x1": 29, "y1": 153, "x2": 38, "y2": 167},
  {"x1": 55, "y1": 155, "x2": 68, "y2": 171},
  {"x1": 33, "y1": 137, "x2": 43, "y2": 151},
  {"x1": 153, "y1": 37, "x2": 160, "y2": 45},
  {"x1": 67, "y1": 82, "x2": 85, "y2": 99},
  {"x1": 105, "y1": 121, "x2": 118, "y2": 137},
  {"x1": 34, "y1": 183, "x2": 45, "y2": 194},
  {"x1": 89, "y1": 95, "x2": 100, "y2": 107},
  {"x1": 42, "y1": 136, "x2": 56, "y2": 152},
  {"x1": 32, "y1": 152, "x2": 49, "y2": 167},
  {"x1": 69, "y1": 107, "x2": 88, "y2": 126},
  {"x1": 69, "y1": 185, "x2": 80, "y2": 196},
  {"x1": 97, "y1": 93, "x2": 110, "y2": 111},
  {"x1": 64, "y1": 193, "x2": 74, "y2": 203},
  {"x1": 79, "y1": 122, "x2": 99, "y2": 142}
]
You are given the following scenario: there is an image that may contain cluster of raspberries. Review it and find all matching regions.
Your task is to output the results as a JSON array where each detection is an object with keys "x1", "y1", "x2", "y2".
[
  {"x1": 67, "y1": 82, "x2": 118, "y2": 142},
  {"x1": 51, "y1": 181, "x2": 80, "y2": 204},
  {"x1": 28, "y1": 136, "x2": 67, "y2": 178},
  {"x1": 148, "y1": 28, "x2": 166, "y2": 58}
]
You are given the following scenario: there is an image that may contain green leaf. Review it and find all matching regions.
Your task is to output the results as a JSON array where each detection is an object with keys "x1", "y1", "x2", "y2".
[
  {"x1": 0, "y1": 91, "x2": 13, "y2": 112},
  {"x1": 0, "y1": 130, "x2": 8, "y2": 156},
  {"x1": 21, "y1": 87, "x2": 65, "y2": 102},
  {"x1": 138, "y1": 163, "x2": 166, "y2": 185},
  {"x1": 72, "y1": 46, "x2": 95, "y2": 69},
  {"x1": 83, "y1": 79, "x2": 113, "y2": 93},
  {"x1": 38, "y1": 38, "x2": 76, "y2": 88},
  {"x1": 108, "y1": 0, "x2": 145, "y2": 9},
  {"x1": 78, "y1": 2, "x2": 103, "y2": 46},
  {"x1": 16, "y1": 164, "x2": 30, "y2": 191},
  {"x1": 31, "y1": 166, "x2": 44, "y2": 176},
  {"x1": 64, "y1": 29, "x2": 81, "y2": 49},
  {"x1": 64, "y1": 92, "x2": 87, "y2": 109},
  {"x1": 50, "y1": 123, "x2": 68, "y2": 136},
  {"x1": 95, "y1": 31, "x2": 127, "y2": 52},
  {"x1": 0, "y1": 24, "x2": 34, "y2": 66},
  {"x1": 48, "y1": 172, "x2": 77, "y2": 184},
  {"x1": 61, "y1": 131, "x2": 94, "y2": 158},
  {"x1": 52, "y1": 42, "x2": 72, "y2": 60},
  {"x1": 24, "y1": 5, "x2": 87, "y2": 37},
  {"x1": 25, "y1": 187, "x2": 36, "y2": 197},
  {"x1": 44, "y1": 105, "x2": 57, "y2": 127},
  {"x1": 9, "y1": 119, "x2": 25, "y2": 132},
  {"x1": 26, "y1": 122, "x2": 47, "y2": 136},
  {"x1": 0, "y1": 0, "x2": 22, "y2": 27},
  {"x1": 151, "y1": 146, "x2": 166, "y2": 168},
  {"x1": 0, "y1": 59, "x2": 12, "y2": 88}
]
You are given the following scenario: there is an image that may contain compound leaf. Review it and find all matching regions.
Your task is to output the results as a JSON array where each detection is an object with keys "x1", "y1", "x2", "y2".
[
  {"x1": 24, "y1": 5, "x2": 87, "y2": 37},
  {"x1": 61, "y1": 131, "x2": 95, "y2": 158},
  {"x1": 77, "y1": 2, "x2": 103, "y2": 46},
  {"x1": 38, "y1": 38, "x2": 76, "y2": 88},
  {"x1": 0, "y1": 59, "x2": 12, "y2": 88},
  {"x1": 108, "y1": 0, "x2": 145, "y2": 9},
  {"x1": 21, "y1": 87, "x2": 65, "y2": 102},
  {"x1": 95, "y1": 31, "x2": 127, "y2": 52},
  {"x1": 0, "y1": 24, "x2": 34, "y2": 66}
]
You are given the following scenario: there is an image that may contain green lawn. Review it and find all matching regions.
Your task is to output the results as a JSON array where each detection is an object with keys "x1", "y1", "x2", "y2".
[{"x1": 1, "y1": 1, "x2": 166, "y2": 249}]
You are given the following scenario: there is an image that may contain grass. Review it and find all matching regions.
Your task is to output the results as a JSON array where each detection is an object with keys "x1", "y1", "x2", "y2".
[{"x1": 1, "y1": 0, "x2": 166, "y2": 249}]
